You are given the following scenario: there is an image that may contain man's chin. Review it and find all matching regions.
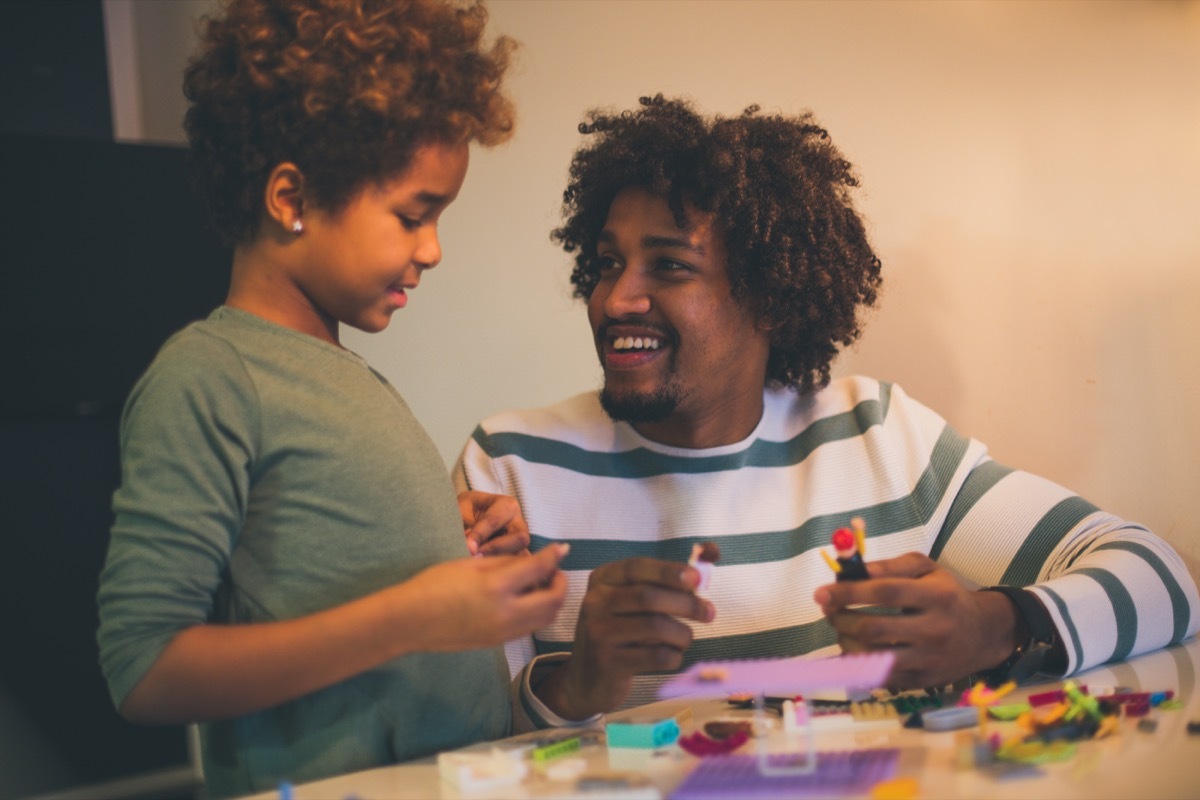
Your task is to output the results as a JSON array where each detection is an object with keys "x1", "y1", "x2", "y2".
[{"x1": 599, "y1": 387, "x2": 678, "y2": 424}]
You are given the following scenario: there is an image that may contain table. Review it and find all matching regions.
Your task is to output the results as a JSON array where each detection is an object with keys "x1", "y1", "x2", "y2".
[{"x1": 243, "y1": 637, "x2": 1200, "y2": 799}]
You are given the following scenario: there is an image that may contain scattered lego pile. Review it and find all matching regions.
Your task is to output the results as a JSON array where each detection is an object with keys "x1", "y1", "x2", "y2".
[{"x1": 434, "y1": 681, "x2": 1197, "y2": 797}]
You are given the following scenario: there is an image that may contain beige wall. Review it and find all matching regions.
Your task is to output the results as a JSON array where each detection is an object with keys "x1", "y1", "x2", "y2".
[{"x1": 117, "y1": 0, "x2": 1200, "y2": 580}]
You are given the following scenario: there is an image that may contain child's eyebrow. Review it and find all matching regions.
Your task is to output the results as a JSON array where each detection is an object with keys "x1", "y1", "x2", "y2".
[{"x1": 413, "y1": 190, "x2": 453, "y2": 206}]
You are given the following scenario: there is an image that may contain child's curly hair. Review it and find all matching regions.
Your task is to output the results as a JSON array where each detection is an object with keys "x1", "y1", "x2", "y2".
[
  {"x1": 184, "y1": 0, "x2": 515, "y2": 245},
  {"x1": 552, "y1": 95, "x2": 882, "y2": 394}
]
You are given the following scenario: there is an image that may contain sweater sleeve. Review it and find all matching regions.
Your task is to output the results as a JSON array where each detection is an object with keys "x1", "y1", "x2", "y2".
[
  {"x1": 456, "y1": 426, "x2": 595, "y2": 729},
  {"x1": 933, "y1": 460, "x2": 1199, "y2": 676},
  {"x1": 96, "y1": 333, "x2": 258, "y2": 709}
]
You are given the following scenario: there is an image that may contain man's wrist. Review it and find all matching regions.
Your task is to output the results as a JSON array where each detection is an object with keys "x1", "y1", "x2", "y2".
[
  {"x1": 519, "y1": 654, "x2": 602, "y2": 727},
  {"x1": 978, "y1": 585, "x2": 1059, "y2": 686},
  {"x1": 974, "y1": 588, "x2": 1027, "y2": 671},
  {"x1": 531, "y1": 657, "x2": 593, "y2": 723}
]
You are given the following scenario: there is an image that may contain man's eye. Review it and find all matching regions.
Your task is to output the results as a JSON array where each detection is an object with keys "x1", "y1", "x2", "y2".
[{"x1": 657, "y1": 258, "x2": 690, "y2": 273}]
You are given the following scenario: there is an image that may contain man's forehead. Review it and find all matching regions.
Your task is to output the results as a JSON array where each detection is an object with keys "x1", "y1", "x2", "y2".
[{"x1": 601, "y1": 187, "x2": 719, "y2": 251}]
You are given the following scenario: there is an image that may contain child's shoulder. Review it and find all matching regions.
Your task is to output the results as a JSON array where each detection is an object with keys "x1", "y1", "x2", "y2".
[
  {"x1": 151, "y1": 315, "x2": 247, "y2": 377},
  {"x1": 128, "y1": 314, "x2": 259, "y2": 413}
]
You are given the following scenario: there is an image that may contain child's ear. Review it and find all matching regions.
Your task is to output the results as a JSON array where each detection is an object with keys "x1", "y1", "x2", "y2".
[{"x1": 263, "y1": 163, "x2": 305, "y2": 235}]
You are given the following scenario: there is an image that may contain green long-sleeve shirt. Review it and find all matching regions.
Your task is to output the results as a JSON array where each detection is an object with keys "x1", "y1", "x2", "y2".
[{"x1": 97, "y1": 307, "x2": 509, "y2": 797}]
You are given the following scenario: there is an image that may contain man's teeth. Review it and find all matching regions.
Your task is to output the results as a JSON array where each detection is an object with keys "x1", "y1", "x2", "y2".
[{"x1": 612, "y1": 336, "x2": 662, "y2": 351}]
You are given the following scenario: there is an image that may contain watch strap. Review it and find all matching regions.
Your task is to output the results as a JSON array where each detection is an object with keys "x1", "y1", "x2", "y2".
[
  {"x1": 983, "y1": 585, "x2": 1055, "y2": 645},
  {"x1": 979, "y1": 585, "x2": 1057, "y2": 686}
]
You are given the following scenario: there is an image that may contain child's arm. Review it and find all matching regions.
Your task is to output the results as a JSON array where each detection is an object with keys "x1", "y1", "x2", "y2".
[{"x1": 119, "y1": 544, "x2": 568, "y2": 725}]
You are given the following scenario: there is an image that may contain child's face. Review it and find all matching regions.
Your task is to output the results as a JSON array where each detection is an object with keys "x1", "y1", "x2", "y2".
[{"x1": 293, "y1": 141, "x2": 470, "y2": 342}]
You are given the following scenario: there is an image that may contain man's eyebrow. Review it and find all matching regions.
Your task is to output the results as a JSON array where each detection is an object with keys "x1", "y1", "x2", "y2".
[
  {"x1": 596, "y1": 229, "x2": 705, "y2": 255},
  {"x1": 643, "y1": 234, "x2": 705, "y2": 255}
]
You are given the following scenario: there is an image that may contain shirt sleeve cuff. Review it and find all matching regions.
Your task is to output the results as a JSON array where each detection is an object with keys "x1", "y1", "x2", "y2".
[
  {"x1": 1026, "y1": 584, "x2": 1074, "y2": 676},
  {"x1": 511, "y1": 652, "x2": 603, "y2": 732}
]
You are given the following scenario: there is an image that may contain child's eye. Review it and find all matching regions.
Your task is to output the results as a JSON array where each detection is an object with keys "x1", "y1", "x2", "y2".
[{"x1": 398, "y1": 215, "x2": 422, "y2": 231}]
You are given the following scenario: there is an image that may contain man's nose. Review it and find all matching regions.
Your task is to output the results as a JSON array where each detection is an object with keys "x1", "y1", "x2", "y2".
[{"x1": 602, "y1": 267, "x2": 651, "y2": 318}]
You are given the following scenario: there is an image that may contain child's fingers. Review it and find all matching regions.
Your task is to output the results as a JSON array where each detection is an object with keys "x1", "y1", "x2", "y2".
[
  {"x1": 488, "y1": 542, "x2": 569, "y2": 589},
  {"x1": 512, "y1": 569, "x2": 569, "y2": 628}
]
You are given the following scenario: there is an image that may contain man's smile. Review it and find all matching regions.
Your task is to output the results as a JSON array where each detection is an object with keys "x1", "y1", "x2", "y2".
[
  {"x1": 598, "y1": 323, "x2": 672, "y2": 370},
  {"x1": 612, "y1": 336, "x2": 662, "y2": 351}
]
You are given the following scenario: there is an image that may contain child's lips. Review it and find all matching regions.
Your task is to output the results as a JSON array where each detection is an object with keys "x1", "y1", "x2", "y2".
[{"x1": 387, "y1": 285, "x2": 409, "y2": 307}]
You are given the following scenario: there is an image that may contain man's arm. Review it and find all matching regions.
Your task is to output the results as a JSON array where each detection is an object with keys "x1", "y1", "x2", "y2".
[
  {"x1": 936, "y1": 465, "x2": 1198, "y2": 676},
  {"x1": 816, "y1": 469, "x2": 1199, "y2": 688}
]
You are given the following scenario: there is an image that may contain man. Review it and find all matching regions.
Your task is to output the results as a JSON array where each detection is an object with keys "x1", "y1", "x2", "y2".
[{"x1": 456, "y1": 95, "x2": 1199, "y2": 725}]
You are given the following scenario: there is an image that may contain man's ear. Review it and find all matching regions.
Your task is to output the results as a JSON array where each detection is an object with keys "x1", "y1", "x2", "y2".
[
  {"x1": 263, "y1": 163, "x2": 305, "y2": 234},
  {"x1": 752, "y1": 312, "x2": 778, "y2": 336}
]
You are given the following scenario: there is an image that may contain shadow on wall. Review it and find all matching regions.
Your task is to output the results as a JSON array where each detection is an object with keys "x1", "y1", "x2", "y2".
[
  {"x1": 835, "y1": 220, "x2": 967, "y2": 431},
  {"x1": 837, "y1": 218, "x2": 1198, "y2": 589},
  {"x1": 1093, "y1": 269, "x2": 1200, "y2": 582}
]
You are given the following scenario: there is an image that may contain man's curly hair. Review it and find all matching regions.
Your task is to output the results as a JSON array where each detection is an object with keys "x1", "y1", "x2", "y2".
[
  {"x1": 184, "y1": 0, "x2": 515, "y2": 245},
  {"x1": 552, "y1": 95, "x2": 882, "y2": 394}
]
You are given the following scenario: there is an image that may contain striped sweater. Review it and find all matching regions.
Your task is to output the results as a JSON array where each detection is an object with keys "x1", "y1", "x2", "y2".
[{"x1": 455, "y1": 376, "x2": 1199, "y2": 717}]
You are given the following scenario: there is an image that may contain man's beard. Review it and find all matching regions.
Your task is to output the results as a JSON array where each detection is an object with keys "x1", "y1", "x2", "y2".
[
  {"x1": 599, "y1": 381, "x2": 681, "y2": 424},
  {"x1": 595, "y1": 329, "x2": 683, "y2": 424}
]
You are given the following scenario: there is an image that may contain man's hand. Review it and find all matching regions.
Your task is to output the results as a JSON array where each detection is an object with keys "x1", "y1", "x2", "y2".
[
  {"x1": 813, "y1": 553, "x2": 1020, "y2": 689},
  {"x1": 458, "y1": 491, "x2": 531, "y2": 556},
  {"x1": 537, "y1": 555, "x2": 717, "y2": 720}
]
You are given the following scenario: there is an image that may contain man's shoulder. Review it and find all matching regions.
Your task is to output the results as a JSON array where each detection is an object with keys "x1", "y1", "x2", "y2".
[
  {"x1": 473, "y1": 391, "x2": 610, "y2": 442},
  {"x1": 766, "y1": 375, "x2": 894, "y2": 419}
]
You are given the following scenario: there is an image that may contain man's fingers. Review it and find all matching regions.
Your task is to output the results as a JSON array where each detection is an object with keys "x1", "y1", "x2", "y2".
[
  {"x1": 829, "y1": 607, "x2": 926, "y2": 648},
  {"x1": 590, "y1": 614, "x2": 696, "y2": 654},
  {"x1": 816, "y1": 570, "x2": 940, "y2": 614},
  {"x1": 598, "y1": 582, "x2": 715, "y2": 623},
  {"x1": 594, "y1": 557, "x2": 702, "y2": 592},
  {"x1": 612, "y1": 643, "x2": 688, "y2": 674},
  {"x1": 861, "y1": 552, "x2": 937, "y2": 580},
  {"x1": 476, "y1": 530, "x2": 531, "y2": 557},
  {"x1": 458, "y1": 491, "x2": 531, "y2": 555}
]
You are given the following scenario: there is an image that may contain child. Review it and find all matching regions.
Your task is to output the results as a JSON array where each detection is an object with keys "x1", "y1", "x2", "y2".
[{"x1": 95, "y1": 1, "x2": 567, "y2": 796}]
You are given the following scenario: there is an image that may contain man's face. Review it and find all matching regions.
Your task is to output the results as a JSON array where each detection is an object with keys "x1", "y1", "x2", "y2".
[{"x1": 587, "y1": 187, "x2": 772, "y2": 448}]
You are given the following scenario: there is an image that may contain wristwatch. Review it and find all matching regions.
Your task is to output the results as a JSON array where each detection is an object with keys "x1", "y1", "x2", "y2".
[{"x1": 979, "y1": 585, "x2": 1057, "y2": 687}]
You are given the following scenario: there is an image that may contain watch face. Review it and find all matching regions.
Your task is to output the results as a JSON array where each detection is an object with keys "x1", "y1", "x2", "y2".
[{"x1": 1010, "y1": 642, "x2": 1053, "y2": 684}]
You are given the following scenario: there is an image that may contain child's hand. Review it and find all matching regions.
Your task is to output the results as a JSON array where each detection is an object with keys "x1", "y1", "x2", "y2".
[
  {"x1": 400, "y1": 543, "x2": 569, "y2": 650},
  {"x1": 458, "y1": 491, "x2": 531, "y2": 556}
]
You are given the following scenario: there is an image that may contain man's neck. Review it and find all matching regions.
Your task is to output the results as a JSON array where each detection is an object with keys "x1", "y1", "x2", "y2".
[{"x1": 631, "y1": 390, "x2": 766, "y2": 449}]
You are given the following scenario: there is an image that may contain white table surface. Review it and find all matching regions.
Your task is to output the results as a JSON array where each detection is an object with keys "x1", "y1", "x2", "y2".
[{"x1": 243, "y1": 637, "x2": 1200, "y2": 800}]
